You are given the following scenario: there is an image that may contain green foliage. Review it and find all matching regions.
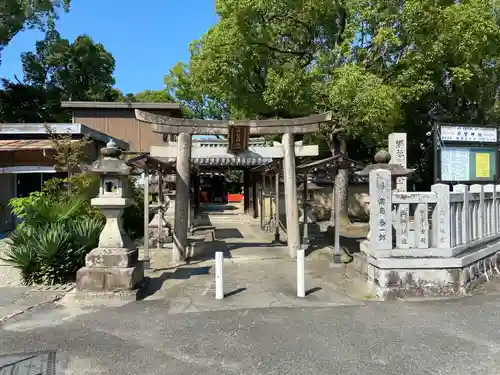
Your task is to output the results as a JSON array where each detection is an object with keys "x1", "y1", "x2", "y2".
[
  {"x1": 326, "y1": 65, "x2": 401, "y2": 146},
  {"x1": 0, "y1": 0, "x2": 71, "y2": 65},
  {"x1": 0, "y1": 29, "x2": 118, "y2": 123},
  {"x1": 2, "y1": 217, "x2": 104, "y2": 285},
  {"x1": 9, "y1": 193, "x2": 88, "y2": 228},
  {"x1": 134, "y1": 89, "x2": 174, "y2": 103},
  {"x1": 122, "y1": 178, "x2": 146, "y2": 240},
  {"x1": 6, "y1": 166, "x2": 106, "y2": 285},
  {"x1": 0, "y1": 79, "x2": 66, "y2": 123},
  {"x1": 22, "y1": 31, "x2": 118, "y2": 101},
  {"x1": 43, "y1": 174, "x2": 100, "y2": 202},
  {"x1": 4, "y1": 193, "x2": 104, "y2": 285}
]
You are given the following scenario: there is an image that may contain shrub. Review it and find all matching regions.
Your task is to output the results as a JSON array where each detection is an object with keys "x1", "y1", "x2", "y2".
[
  {"x1": 4, "y1": 173, "x2": 146, "y2": 285},
  {"x1": 123, "y1": 177, "x2": 146, "y2": 240},
  {"x1": 1, "y1": 216, "x2": 104, "y2": 285},
  {"x1": 4, "y1": 191, "x2": 105, "y2": 285}
]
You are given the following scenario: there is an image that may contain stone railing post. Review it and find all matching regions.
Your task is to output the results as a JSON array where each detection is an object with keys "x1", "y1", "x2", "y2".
[
  {"x1": 453, "y1": 184, "x2": 469, "y2": 245},
  {"x1": 431, "y1": 184, "x2": 451, "y2": 249},
  {"x1": 470, "y1": 184, "x2": 484, "y2": 239},
  {"x1": 484, "y1": 184, "x2": 495, "y2": 236},
  {"x1": 369, "y1": 169, "x2": 392, "y2": 250}
]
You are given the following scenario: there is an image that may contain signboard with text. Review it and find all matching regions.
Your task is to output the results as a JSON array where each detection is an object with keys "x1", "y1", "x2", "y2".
[
  {"x1": 228, "y1": 125, "x2": 250, "y2": 153},
  {"x1": 434, "y1": 123, "x2": 499, "y2": 184}
]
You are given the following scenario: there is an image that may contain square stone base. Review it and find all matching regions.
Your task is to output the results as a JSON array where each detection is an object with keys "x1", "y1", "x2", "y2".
[
  {"x1": 76, "y1": 262, "x2": 144, "y2": 293},
  {"x1": 85, "y1": 247, "x2": 138, "y2": 268},
  {"x1": 354, "y1": 250, "x2": 500, "y2": 300}
]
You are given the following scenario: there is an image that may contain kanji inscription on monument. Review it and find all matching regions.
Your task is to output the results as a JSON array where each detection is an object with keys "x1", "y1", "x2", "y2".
[{"x1": 389, "y1": 133, "x2": 407, "y2": 192}]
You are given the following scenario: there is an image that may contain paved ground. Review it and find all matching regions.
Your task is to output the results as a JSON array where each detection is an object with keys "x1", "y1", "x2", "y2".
[
  {"x1": 2, "y1": 287, "x2": 500, "y2": 374},
  {"x1": 4, "y1": 209, "x2": 500, "y2": 374}
]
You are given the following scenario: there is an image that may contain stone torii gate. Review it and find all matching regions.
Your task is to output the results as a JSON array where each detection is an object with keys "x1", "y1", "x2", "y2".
[{"x1": 135, "y1": 110, "x2": 333, "y2": 259}]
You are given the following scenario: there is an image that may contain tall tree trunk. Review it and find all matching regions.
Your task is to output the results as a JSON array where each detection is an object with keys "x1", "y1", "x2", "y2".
[{"x1": 330, "y1": 136, "x2": 351, "y2": 227}]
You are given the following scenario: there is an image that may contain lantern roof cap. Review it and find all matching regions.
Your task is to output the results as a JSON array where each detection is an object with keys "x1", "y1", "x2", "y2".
[
  {"x1": 91, "y1": 139, "x2": 131, "y2": 175},
  {"x1": 356, "y1": 150, "x2": 415, "y2": 177}
]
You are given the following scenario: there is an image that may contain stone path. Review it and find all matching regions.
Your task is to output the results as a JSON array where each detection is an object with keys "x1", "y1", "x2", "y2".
[
  {"x1": 138, "y1": 241, "x2": 368, "y2": 314},
  {"x1": 136, "y1": 206, "x2": 370, "y2": 313}
]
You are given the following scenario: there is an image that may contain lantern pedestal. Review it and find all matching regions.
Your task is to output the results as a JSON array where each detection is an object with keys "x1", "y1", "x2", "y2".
[
  {"x1": 76, "y1": 198, "x2": 144, "y2": 297},
  {"x1": 75, "y1": 140, "x2": 145, "y2": 300}
]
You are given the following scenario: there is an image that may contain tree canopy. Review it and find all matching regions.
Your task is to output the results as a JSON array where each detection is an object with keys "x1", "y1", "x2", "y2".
[
  {"x1": 0, "y1": 0, "x2": 71, "y2": 65},
  {"x1": 1, "y1": 0, "x2": 500, "y2": 194}
]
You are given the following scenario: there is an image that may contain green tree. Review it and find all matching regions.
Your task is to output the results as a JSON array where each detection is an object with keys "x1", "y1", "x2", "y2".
[
  {"x1": 175, "y1": 0, "x2": 401, "y2": 223},
  {"x1": 21, "y1": 30, "x2": 118, "y2": 101},
  {"x1": 165, "y1": 62, "x2": 228, "y2": 120},
  {"x1": 0, "y1": 0, "x2": 71, "y2": 64},
  {"x1": 0, "y1": 30, "x2": 121, "y2": 123},
  {"x1": 344, "y1": 0, "x2": 500, "y2": 188},
  {"x1": 134, "y1": 89, "x2": 173, "y2": 103},
  {"x1": 0, "y1": 78, "x2": 64, "y2": 123}
]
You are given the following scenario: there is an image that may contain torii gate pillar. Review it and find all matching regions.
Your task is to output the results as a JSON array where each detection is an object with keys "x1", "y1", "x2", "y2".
[
  {"x1": 173, "y1": 133, "x2": 191, "y2": 260},
  {"x1": 282, "y1": 133, "x2": 301, "y2": 257}
]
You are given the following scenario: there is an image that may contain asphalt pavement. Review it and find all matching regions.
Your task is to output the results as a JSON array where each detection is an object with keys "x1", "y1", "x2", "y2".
[{"x1": 1, "y1": 290, "x2": 500, "y2": 374}]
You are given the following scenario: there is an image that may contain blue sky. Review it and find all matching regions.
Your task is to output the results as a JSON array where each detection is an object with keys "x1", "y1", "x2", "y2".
[{"x1": 0, "y1": 0, "x2": 218, "y2": 94}]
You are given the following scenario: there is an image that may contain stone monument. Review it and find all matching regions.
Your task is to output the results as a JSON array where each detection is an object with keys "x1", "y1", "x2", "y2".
[
  {"x1": 75, "y1": 140, "x2": 144, "y2": 298},
  {"x1": 355, "y1": 150, "x2": 415, "y2": 254}
]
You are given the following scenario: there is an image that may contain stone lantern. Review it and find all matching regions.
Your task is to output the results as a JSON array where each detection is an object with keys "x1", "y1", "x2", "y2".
[
  {"x1": 298, "y1": 181, "x2": 323, "y2": 224},
  {"x1": 76, "y1": 140, "x2": 144, "y2": 297},
  {"x1": 355, "y1": 150, "x2": 415, "y2": 252}
]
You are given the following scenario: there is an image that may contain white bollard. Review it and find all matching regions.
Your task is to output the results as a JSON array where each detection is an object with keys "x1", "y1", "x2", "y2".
[
  {"x1": 297, "y1": 249, "x2": 305, "y2": 298},
  {"x1": 215, "y1": 251, "x2": 224, "y2": 299}
]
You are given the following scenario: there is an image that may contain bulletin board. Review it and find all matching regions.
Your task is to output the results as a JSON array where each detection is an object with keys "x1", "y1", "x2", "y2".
[
  {"x1": 434, "y1": 123, "x2": 499, "y2": 184},
  {"x1": 440, "y1": 146, "x2": 496, "y2": 182}
]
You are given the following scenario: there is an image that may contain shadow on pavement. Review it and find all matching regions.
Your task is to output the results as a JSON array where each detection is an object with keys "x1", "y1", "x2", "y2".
[
  {"x1": 306, "y1": 287, "x2": 322, "y2": 296},
  {"x1": 224, "y1": 287, "x2": 247, "y2": 298},
  {"x1": 138, "y1": 266, "x2": 212, "y2": 300}
]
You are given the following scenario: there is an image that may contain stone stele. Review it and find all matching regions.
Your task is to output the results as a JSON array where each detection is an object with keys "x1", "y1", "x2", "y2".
[{"x1": 75, "y1": 140, "x2": 144, "y2": 298}]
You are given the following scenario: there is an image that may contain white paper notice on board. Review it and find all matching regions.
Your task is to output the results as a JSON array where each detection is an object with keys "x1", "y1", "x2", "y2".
[{"x1": 441, "y1": 147, "x2": 470, "y2": 181}]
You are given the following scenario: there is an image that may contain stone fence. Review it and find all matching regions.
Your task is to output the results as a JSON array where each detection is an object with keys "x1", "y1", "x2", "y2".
[{"x1": 360, "y1": 169, "x2": 500, "y2": 299}]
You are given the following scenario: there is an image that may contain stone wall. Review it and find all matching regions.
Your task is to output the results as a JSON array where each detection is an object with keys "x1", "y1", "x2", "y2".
[
  {"x1": 309, "y1": 183, "x2": 369, "y2": 221},
  {"x1": 357, "y1": 168, "x2": 500, "y2": 299}
]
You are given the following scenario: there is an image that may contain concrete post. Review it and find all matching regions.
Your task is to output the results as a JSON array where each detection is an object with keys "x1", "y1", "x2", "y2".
[
  {"x1": 333, "y1": 179, "x2": 342, "y2": 263},
  {"x1": 173, "y1": 133, "x2": 192, "y2": 261},
  {"x1": 143, "y1": 168, "x2": 150, "y2": 268},
  {"x1": 260, "y1": 174, "x2": 265, "y2": 229},
  {"x1": 282, "y1": 133, "x2": 300, "y2": 258},
  {"x1": 302, "y1": 176, "x2": 309, "y2": 246},
  {"x1": 157, "y1": 173, "x2": 163, "y2": 248},
  {"x1": 268, "y1": 175, "x2": 273, "y2": 232},
  {"x1": 297, "y1": 249, "x2": 305, "y2": 298},
  {"x1": 388, "y1": 133, "x2": 408, "y2": 192},
  {"x1": 215, "y1": 251, "x2": 224, "y2": 299},
  {"x1": 252, "y1": 175, "x2": 258, "y2": 219}
]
